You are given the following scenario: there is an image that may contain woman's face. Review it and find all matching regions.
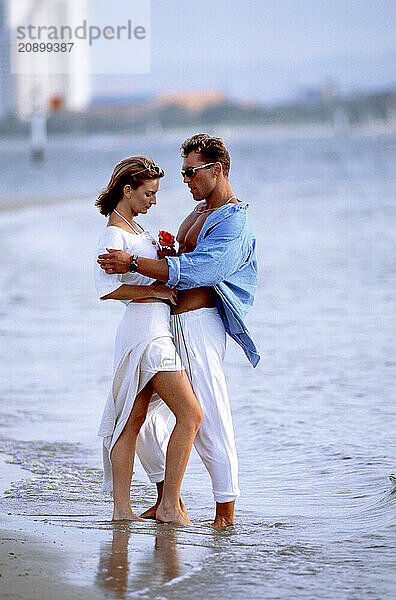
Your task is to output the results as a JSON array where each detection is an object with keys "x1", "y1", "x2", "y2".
[{"x1": 126, "y1": 178, "x2": 160, "y2": 215}]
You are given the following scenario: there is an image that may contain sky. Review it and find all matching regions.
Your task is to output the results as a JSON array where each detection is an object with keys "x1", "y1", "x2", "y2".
[{"x1": 30, "y1": 0, "x2": 396, "y2": 103}]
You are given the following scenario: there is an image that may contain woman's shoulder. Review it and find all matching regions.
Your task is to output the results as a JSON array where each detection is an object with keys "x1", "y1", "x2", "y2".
[{"x1": 97, "y1": 225, "x2": 136, "y2": 249}]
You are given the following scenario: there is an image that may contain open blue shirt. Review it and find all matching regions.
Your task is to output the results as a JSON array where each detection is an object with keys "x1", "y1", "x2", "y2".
[{"x1": 166, "y1": 201, "x2": 260, "y2": 367}]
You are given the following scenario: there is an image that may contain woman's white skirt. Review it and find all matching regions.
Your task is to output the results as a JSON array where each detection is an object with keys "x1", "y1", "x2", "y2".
[{"x1": 97, "y1": 302, "x2": 183, "y2": 493}]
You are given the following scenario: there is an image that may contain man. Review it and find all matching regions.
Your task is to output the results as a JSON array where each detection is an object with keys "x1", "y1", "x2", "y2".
[{"x1": 98, "y1": 134, "x2": 259, "y2": 526}]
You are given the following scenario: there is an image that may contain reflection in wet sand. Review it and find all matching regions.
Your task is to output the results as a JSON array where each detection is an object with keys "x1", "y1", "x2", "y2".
[
  {"x1": 96, "y1": 523, "x2": 131, "y2": 598},
  {"x1": 95, "y1": 523, "x2": 181, "y2": 597},
  {"x1": 154, "y1": 526, "x2": 180, "y2": 583}
]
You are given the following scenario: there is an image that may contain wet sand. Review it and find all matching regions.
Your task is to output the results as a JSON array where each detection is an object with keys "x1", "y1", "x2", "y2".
[
  {"x1": 0, "y1": 501, "x2": 212, "y2": 600},
  {"x1": 0, "y1": 528, "x2": 97, "y2": 600},
  {"x1": 0, "y1": 455, "x2": 97, "y2": 599}
]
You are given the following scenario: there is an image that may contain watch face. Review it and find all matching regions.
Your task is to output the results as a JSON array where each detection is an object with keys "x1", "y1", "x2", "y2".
[{"x1": 128, "y1": 255, "x2": 138, "y2": 272}]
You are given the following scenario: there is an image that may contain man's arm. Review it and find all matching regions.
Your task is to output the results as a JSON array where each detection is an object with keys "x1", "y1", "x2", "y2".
[
  {"x1": 97, "y1": 209, "x2": 249, "y2": 288},
  {"x1": 167, "y1": 221, "x2": 249, "y2": 289},
  {"x1": 97, "y1": 249, "x2": 170, "y2": 281},
  {"x1": 97, "y1": 209, "x2": 196, "y2": 280}
]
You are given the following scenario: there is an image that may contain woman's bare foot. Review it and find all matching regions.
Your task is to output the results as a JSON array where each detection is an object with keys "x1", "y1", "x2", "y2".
[
  {"x1": 156, "y1": 502, "x2": 192, "y2": 525},
  {"x1": 140, "y1": 497, "x2": 187, "y2": 520},
  {"x1": 112, "y1": 508, "x2": 146, "y2": 522}
]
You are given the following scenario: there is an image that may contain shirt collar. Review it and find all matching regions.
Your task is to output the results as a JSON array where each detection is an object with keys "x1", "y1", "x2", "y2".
[{"x1": 201, "y1": 200, "x2": 249, "y2": 232}]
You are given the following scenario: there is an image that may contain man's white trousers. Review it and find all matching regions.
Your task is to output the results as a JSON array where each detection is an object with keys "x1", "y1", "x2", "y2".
[{"x1": 136, "y1": 307, "x2": 240, "y2": 503}]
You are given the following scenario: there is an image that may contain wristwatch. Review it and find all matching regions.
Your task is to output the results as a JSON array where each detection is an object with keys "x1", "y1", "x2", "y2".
[{"x1": 128, "y1": 254, "x2": 139, "y2": 273}]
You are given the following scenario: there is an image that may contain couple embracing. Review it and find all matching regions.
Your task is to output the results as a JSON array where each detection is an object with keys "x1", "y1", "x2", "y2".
[{"x1": 95, "y1": 134, "x2": 259, "y2": 527}]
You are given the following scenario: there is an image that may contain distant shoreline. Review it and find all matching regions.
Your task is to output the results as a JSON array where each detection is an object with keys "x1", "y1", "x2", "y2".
[
  {"x1": 0, "y1": 195, "x2": 90, "y2": 213},
  {"x1": 0, "y1": 122, "x2": 394, "y2": 213},
  {"x1": 1, "y1": 117, "x2": 395, "y2": 145}
]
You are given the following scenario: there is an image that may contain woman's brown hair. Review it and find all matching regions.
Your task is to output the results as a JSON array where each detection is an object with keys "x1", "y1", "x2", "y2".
[{"x1": 95, "y1": 156, "x2": 164, "y2": 216}]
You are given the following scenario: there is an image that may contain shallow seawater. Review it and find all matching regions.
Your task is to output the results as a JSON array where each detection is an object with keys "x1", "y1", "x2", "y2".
[{"x1": 0, "y1": 130, "x2": 395, "y2": 599}]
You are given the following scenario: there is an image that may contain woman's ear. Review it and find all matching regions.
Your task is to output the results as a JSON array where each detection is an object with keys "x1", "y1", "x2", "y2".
[{"x1": 123, "y1": 184, "x2": 132, "y2": 198}]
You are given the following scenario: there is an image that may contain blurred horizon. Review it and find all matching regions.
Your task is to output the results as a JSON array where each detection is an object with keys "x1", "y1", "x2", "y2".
[
  {"x1": 93, "y1": 0, "x2": 396, "y2": 105},
  {"x1": 1, "y1": 0, "x2": 395, "y2": 116}
]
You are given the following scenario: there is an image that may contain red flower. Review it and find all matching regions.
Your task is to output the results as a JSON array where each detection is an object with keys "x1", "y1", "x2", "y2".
[
  {"x1": 159, "y1": 230, "x2": 175, "y2": 248},
  {"x1": 157, "y1": 230, "x2": 177, "y2": 258},
  {"x1": 157, "y1": 246, "x2": 177, "y2": 259}
]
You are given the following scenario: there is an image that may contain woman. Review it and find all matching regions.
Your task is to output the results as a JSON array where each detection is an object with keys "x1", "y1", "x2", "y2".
[{"x1": 94, "y1": 156, "x2": 203, "y2": 525}]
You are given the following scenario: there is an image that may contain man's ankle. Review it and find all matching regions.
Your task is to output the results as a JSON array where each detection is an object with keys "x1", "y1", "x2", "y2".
[
  {"x1": 155, "y1": 481, "x2": 164, "y2": 502},
  {"x1": 214, "y1": 500, "x2": 235, "y2": 522}
]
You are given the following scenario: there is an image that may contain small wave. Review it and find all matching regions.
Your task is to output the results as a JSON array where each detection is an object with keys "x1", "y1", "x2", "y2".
[
  {"x1": 373, "y1": 474, "x2": 396, "y2": 507},
  {"x1": 357, "y1": 474, "x2": 396, "y2": 528},
  {"x1": 387, "y1": 473, "x2": 396, "y2": 490}
]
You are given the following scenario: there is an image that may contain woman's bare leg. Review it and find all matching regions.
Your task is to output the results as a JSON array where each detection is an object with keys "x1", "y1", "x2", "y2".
[
  {"x1": 111, "y1": 385, "x2": 152, "y2": 521},
  {"x1": 139, "y1": 482, "x2": 187, "y2": 519},
  {"x1": 150, "y1": 370, "x2": 203, "y2": 525}
]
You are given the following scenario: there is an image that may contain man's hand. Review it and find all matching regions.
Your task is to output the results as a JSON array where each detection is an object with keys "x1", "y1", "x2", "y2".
[{"x1": 97, "y1": 248, "x2": 130, "y2": 274}]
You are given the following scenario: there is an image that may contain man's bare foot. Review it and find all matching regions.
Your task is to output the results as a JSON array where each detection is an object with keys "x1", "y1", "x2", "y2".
[
  {"x1": 156, "y1": 502, "x2": 192, "y2": 525},
  {"x1": 212, "y1": 516, "x2": 234, "y2": 527},
  {"x1": 112, "y1": 508, "x2": 146, "y2": 522},
  {"x1": 140, "y1": 498, "x2": 187, "y2": 520},
  {"x1": 139, "y1": 504, "x2": 159, "y2": 519},
  {"x1": 212, "y1": 500, "x2": 235, "y2": 527}
]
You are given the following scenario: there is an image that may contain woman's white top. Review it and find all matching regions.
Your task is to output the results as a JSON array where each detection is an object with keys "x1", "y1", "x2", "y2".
[{"x1": 94, "y1": 225, "x2": 159, "y2": 304}]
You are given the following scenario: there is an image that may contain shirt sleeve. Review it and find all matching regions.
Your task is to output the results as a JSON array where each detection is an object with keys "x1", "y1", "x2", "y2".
[
  {"x1": 94, "y1": 228, "x2": 125, "y2": 299},
  {"x1": 166, "y1": 209, "x2": 249, "y2": 289},
  {"x1": 94, "y1": 228, "x2": 141, "y2": 300}
]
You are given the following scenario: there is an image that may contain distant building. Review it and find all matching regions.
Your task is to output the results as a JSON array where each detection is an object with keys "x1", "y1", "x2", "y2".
[
  {"x1": 297, "y1": 86, "x2": 323, "y2": 106},
  {"x1": 8, "y1": 0, "x2": 91, "y2": 119},
  {"x1": 321, "y1": 78, "x2": 338, "y2": 103},
  {"x1": 89, "y1": 93, "x2": 155, "y2": 116},
  {"x1": 0, "y1": 0, "x2": 13, "y2": 118},
  {"x1": 155, "y1": 90, "x2": 226, "y2": 113},
  {"x1": 296, "y1": 78, "x2": 339, "y2": 106}
]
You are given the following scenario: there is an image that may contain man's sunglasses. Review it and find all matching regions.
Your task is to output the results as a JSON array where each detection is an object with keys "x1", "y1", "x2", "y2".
[{"x1": 181, "y1": 162, "x2": 215, "y2": 178}]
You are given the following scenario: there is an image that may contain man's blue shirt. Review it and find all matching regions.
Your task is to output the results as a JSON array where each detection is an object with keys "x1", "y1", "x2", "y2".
[{"x1": 166, "y1": 201, "x2": 260, "y2": 367}]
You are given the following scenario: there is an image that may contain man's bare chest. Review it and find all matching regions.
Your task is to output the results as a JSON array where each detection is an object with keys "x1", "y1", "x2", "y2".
[{"x1": 177, "y1": 212, "x2": 210, "y2": 253}]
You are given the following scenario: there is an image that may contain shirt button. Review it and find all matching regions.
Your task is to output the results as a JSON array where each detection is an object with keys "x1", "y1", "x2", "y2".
[{"x1": 152, "y1": 241, "x2": 156, "y2": 245}]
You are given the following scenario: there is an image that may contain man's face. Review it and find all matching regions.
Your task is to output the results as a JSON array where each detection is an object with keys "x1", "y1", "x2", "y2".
[{"x1": 181, "y1": 151, "x2": 216, "y2": 201}]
